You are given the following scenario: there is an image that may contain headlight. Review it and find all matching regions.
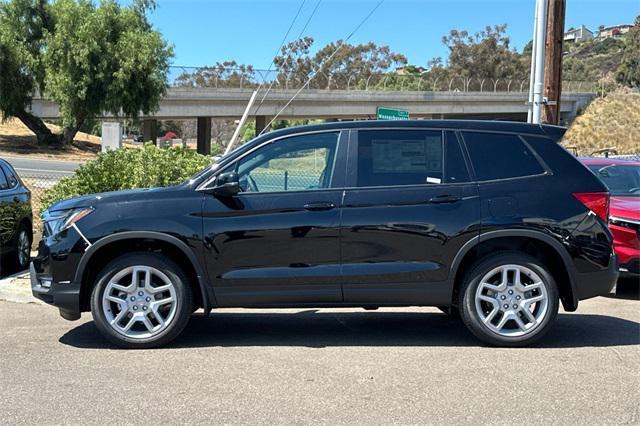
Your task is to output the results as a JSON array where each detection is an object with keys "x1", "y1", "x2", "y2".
[{"x1": 43, "y1": 207, "x2": 94, "y2": 237}]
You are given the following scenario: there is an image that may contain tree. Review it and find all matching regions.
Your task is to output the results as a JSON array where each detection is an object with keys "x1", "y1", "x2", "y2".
[
  {"x1": 616, "y1": 16, "x2": 640, "y2": 88},
  {"x1": 175, "y1": 61, "x2": 256, "y2": 88},
  {"x1": 441, "y1": 24, "x2": 527, "y2": 80},
  {"x1": 0, "y1": 0, "x2": 173, "y2": 145},
  {"x1": 0, "y1": 0, "x2": 54, "y2": 143},
  {"x1": 273, "y1": 37, "x2": 407, "y2": 89}
]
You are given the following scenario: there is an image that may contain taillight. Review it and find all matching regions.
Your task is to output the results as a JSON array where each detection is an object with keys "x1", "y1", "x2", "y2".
[{"x1": 573, "y1": 192, "x2": 610, "y2": 222}]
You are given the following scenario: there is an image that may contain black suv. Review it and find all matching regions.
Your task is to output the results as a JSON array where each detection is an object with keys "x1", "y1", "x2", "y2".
[
  {"x1": 31, "y1": 121, "x2": 618, "y2": 348},
  {"x1": 0, "y1": 158, "x2": 33, "y2": 274}
]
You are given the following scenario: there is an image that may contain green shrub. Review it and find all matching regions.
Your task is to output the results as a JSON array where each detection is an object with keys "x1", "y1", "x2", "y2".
[{"x1": 41, "y1": 144, "x2": 212, "y2": 212}]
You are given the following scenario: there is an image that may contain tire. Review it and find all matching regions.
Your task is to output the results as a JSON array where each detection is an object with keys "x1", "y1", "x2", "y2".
[
  {"x1": 90, "y1": 252, "x2": 193, "y2": 349},
  {"x1": 459, "y1": 251, "x2": 559, "y2": 347},
  {"x1": 12, "y1": 224, "x2": 32, "y2": 271}
]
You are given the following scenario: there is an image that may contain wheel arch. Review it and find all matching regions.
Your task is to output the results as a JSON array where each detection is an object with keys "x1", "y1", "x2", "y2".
[
  {"x1": 74, "y1": 231, "x2": 214, "y2": 313},
  {"x1": 449, "y1": 230, "x2": 579, "y2": 311}
]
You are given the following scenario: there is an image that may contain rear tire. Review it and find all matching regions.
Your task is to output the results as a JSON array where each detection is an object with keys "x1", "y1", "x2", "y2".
[
  {"x1": 90, "y1": 252, "x2": 193, "y2": 349},
  {"x1": 459, "y1": 252, "x2": 559, "y2": 347}
]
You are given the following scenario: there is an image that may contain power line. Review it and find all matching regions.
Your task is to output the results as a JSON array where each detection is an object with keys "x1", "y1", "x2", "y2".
[
  {"x1": 225, "y1": 0, "x2": 306, "y2": 153},
  {"x1": 258, "y1": 0, "x2": 385, "y2": 136},
  {"x1": 254, "y1": 0, "x2": 323, "y2": 116},
  {"x1": 264, "y1": 0, "x2": 307, "y2": 77}
]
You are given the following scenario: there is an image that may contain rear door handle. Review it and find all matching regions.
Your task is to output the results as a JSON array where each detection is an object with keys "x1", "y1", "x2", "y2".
[
  {"x1": 304, "y1": 202, "x2": 336, "y2": 211},
  {"x1": 428, "y1": 195, "x2": 462, "y2": 204}
]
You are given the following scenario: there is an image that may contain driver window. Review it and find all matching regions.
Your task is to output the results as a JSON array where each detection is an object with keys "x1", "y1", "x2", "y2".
[{"x1": 234, "y1": 132, "x2": 339, "y2": 193}]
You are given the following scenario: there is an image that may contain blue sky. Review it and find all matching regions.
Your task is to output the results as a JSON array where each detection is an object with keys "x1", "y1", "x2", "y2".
[{"x1": 147, "y1": 0, "x2": 639, "y2": 69}]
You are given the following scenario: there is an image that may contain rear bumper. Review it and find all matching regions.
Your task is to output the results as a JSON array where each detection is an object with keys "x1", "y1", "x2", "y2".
[
  {"x1": 575, "y1": 255, "x2": 619, "y2": 301},
  {"x1": 30, "y1": 263, "x2": 81, "y2": 321}
]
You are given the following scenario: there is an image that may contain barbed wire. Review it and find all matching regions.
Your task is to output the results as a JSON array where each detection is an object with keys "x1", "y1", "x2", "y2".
[{"x1": 168, "y1": 66, "x2": 599, "y2": 93}]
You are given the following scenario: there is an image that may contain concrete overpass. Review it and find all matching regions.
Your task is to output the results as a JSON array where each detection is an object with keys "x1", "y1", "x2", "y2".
[{"x1": 30, "y1": 88, "x2": 595, "y2": 153}]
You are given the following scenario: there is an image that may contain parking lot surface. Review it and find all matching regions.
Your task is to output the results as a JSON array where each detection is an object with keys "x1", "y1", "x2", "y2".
[{"x1": 1, "y1": 281, "x2": 639, "y2": 425}]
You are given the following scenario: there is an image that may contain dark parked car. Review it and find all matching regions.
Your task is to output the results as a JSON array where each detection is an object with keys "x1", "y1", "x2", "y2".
[
  {"x1": 31, "y1": 121, "x2": 618, "y2": 348},
  {"x1": 0, "y1": 158, "x2": 33, "y2": 274}
]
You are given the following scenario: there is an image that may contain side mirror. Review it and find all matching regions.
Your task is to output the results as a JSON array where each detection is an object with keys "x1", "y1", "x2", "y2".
[{"x1": 212, "y1": 172, "x2": 240, "y2": 197}]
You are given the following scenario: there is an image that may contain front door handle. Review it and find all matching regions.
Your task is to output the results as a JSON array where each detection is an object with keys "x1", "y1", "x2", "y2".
[
  {"x1": 304, "y1": 202, "x2": 336, "y2": 211},
  {"x1": 428, "y1": 195, "x2": 462, "y2": 204}
]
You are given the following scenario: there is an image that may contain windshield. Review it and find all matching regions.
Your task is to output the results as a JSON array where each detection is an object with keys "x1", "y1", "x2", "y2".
[{"x1": 588, "y1": 164, "x2": 640, "y2": 197}]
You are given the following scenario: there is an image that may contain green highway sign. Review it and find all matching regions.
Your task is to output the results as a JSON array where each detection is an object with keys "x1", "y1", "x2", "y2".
[{"x1": 377, "y1": 106, "x2": 410, "y2": 121}]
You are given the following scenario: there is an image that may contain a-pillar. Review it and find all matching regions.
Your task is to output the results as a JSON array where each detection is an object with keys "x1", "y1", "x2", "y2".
[
  {"x1": 142, "y1": 119, "x2": 158, "y2": 144},
  {"x1": 197, "y1": 117, "x2": 212, "y2": 155},
  {"x1": 255, "y1": 115, "x2": 271, "y2": 136}
]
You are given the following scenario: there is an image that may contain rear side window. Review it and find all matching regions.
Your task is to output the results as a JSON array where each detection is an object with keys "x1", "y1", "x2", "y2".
[
  {"x1": 462, "y1": 132, "x2": 544, "y2": 181},
  {"x1": 0, "y1": 168, "x2": 8, "y2": 190},
  {"x1": 356, "y1": 130, "x2": 443, "y2": 187},
  {"x1": 1, "y1": 164, "x2": 18, "y2": 188}
]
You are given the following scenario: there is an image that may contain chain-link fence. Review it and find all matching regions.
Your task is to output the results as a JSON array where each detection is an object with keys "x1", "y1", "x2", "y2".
[
  {"x1": 250, "y1": 170, "x2": 322, "y2": 192},
  {"x1": 20, "y1": 172, "x2": 64, "y2": 247}
]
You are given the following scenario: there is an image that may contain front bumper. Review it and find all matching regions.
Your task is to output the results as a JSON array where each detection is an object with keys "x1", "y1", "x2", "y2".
[
  {"x1": 575, "y1": 254, "x2": 619, "y2": 300},
  {"x1": 619, "y1": 258, "x2": 639, "y2": 277},
  {"x1": 31, "y1": 262, "x2": 82, "y2": 321}
]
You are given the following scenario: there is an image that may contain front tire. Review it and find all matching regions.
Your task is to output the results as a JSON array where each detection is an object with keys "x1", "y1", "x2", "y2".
[
  {"x1": 90, "y1": 253, "x2": 193, "y2": 349},
  {"x1": 13, "y1": 224, "x2": 31, "y2": 271},
  {"x1": 459, "y1": 252, "x2": 559, "y2": 347}
]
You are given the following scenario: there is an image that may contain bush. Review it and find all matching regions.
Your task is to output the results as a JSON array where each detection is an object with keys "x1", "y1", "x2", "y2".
[{"x1": 41, "y1": 144, "x2": 212, "y2": 212}]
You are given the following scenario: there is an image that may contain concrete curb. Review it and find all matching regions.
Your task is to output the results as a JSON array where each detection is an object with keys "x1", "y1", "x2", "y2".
[{"x1": 0, "y1": 271, "x2": 44, "y2": 305}]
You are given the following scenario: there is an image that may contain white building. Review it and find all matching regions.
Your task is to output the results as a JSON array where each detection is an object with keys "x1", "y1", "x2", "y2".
[{"x1": 564, "y1": 25, "x2": 594, "y2": 43}]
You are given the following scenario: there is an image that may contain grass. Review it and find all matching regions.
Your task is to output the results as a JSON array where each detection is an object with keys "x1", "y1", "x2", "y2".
[{"x1": 562, "y1": 89, "x2": 640, "y2": 156}]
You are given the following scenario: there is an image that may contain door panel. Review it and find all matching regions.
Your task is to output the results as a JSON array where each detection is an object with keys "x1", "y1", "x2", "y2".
[
  {"x1": 201, "y1": 131, "x2": 346, "y2": 306},
  {"x1": 340, "y1": 129, "x2": 480, "y2": 305}
]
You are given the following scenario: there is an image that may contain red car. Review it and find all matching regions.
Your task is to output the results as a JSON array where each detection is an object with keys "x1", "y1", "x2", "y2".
[{"x1": 581, "y1": 158, "x2": 640, "y2": 277}]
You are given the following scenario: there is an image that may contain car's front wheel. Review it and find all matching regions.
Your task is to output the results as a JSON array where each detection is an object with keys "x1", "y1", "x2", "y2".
[
  {"x1": 459, "y1": 252, "x2": 559, "y2": 347},
  {"x1": 13, "y1": 224, "x2": 31, "y2": 271},
  {"x1": 90, "y1": 253, "x2": 193, "y2": 349}
]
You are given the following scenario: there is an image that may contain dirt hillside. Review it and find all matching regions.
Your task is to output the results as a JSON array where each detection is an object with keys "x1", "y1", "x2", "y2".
[
  {"x1": 562, "y1": 90, "x2": 640, "y2": 156},
  {"x1": 0, "y1": 117, "x2": 100, "y2": 160}
]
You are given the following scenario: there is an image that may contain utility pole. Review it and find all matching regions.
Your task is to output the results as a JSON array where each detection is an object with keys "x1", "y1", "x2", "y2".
[
  {"x1": 542, "y1": 0, "x2": 566, "y2": 125},
  {"x1": 531, "y1": 0, "x2": 548, "y2": 124}
]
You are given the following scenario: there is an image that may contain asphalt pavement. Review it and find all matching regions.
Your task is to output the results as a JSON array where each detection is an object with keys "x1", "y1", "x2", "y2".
[
  {"x1": 1, "y1": 281, "x2": 638, "y2": 425},
  {"x1": 2, "y1": 155, "x2": 81, "y2": 178}
]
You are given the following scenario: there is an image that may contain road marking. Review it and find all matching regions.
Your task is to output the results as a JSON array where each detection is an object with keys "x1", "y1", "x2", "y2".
[
  {"x1": 1, "y1": 155, "x2": 83, "y2": 164},
  {"x1": 14, "y1": 168, "x2": 73, "y2": 174}
]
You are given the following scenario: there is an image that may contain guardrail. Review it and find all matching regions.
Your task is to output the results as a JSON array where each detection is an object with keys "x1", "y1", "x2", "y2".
[{"x1": 168, "y1": 66, "x2": 598, "y2": 93}]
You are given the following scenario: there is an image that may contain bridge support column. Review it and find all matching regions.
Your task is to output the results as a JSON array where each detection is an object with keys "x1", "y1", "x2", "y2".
[
  {"x1": 142, "y1": 119, "x2": 158, "y2": 144},
  {"x1": 255, "y1": 115, "x2": 271, "y2": 135},
  {"x1": 197, "y1": 117, "x2": 212, "y2": 155}
]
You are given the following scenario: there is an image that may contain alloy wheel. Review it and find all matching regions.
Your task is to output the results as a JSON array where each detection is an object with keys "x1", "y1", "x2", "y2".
[
  {"x1": 17, "y1": 230, "x2": 30, "y2": 268},
  {"x1": 101, "y1": 265, "x2": 178, "y2": 339},
  {"x1": 474, "y1": 264, "x2": 549, "y2": 338}
]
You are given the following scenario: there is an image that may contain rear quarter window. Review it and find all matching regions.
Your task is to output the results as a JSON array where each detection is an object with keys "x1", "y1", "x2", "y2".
[
  {"x1": 462, "y1": 132, "x2": 545, "y2": 181},
  {"x1": 1, "y1": 163, "x2": 18, "y2": 188},
  {"x1": 0, "y1": 168, "x2": 8, "y2": 190}
]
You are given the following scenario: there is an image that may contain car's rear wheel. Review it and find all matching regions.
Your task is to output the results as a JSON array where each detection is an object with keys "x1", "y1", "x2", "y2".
[
  {"x1": 90, "y1": 253, "x2": 193, "y2": 349},
  {"x1": 13, "y1": 224, "x2": 31, "y2": 271},
  {"x1": 459, "y1": 252, "x2": 559, "y2": 347}
]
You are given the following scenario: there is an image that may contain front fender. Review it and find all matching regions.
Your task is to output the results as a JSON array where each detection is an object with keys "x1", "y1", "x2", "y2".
[{"x1": 73, "y1": 231, "x2": 214, "y2": 313}]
